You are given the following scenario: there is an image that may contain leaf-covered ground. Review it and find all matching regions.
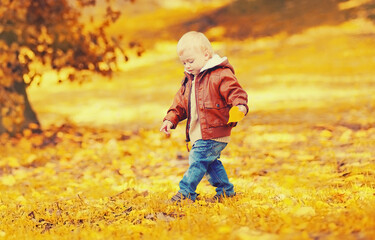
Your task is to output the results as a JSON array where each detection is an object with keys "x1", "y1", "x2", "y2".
[{"x1": 1, "y1": 19, "x2": 375, "y2": 239}]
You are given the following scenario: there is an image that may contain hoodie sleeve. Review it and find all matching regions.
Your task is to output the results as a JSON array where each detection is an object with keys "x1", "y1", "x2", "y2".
[
  {"x1": 163, "y1": 83, "x2": 187, "y2": 128},
  {"x1": 219, "y1": 69, "x2": 249, "y2": 114}
]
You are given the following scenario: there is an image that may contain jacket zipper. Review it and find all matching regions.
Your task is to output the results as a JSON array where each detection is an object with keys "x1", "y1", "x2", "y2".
[
  {"x1": 185, "y1": 73, "x2": 206, "y2": 151},
  {"x1": 185, "y1": 75, "x2": 193, "y2": 151},
  {"x1": 194, "y1": 75, "x2": 202, "y2": 141}
]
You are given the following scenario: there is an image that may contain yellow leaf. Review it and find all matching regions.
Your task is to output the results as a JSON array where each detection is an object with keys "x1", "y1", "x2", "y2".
[
  {"x1": 156, "y1": 212, "x2": 175, "y2": 222},
  {"x1": 1, "y1": 175, "x2": 16, "y2": 186},
  {"x1": 227, "y1": 106, "x2": 245, "y2": 123},
  {"x1": 320, "y1": 130, "x2": 332, "y2": 139},
  {"x1": 329, "y1": 223, "x2": 337, "y2": 230},
  {"x1": 218, "y1": 225, "x2": 232, "y2": 234},
  {"x1": 283, "y1": 198, "x2": 294, "y2": 206},
  {"x1": 16, "y1": 195, "x2": 27, "y2": 204},
  {"x1": 23, "y1": 128, "x2": 32, "y2": 138},
  {"x1": 7, "y1": 157, "x2": 20, "y2": 168},
  {"x1": 293, "y1": 206, "x2": 316, "y2": 217}
]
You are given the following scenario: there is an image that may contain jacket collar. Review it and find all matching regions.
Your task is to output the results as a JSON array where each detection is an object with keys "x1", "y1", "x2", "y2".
[
  {"x1": 200, "y1": 54, "x2": 227, "y2": 72},
  {"x1": 184, "y1": 54, "x2": 233, "y2": 79}
]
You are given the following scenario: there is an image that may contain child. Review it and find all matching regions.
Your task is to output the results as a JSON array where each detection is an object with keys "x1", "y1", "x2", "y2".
[{"x1": 160, "y1": 31, "x2": 248, "y2": 203}]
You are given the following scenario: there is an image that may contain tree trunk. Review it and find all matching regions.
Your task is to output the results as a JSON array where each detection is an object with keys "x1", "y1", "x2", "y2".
[
  {"x1": 0, "y1": 113, "x2": 6, "y2": 134},
  {"x1": 15, "y1": 80, "x2": 41, "y2": 131},
  {"x1": 0, "y1": 80, "x2": 41, "y2": 135}
]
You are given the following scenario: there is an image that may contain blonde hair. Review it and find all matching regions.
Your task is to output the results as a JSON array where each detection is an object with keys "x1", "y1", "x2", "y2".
[{"x1": 177, "y1": 31, "x2": 214, "y2": 57}]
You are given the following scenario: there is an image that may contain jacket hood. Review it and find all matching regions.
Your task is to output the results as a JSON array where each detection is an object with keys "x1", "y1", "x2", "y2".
[{"x1": 185, "y1": 54, "x2": 234, "y2": 76}]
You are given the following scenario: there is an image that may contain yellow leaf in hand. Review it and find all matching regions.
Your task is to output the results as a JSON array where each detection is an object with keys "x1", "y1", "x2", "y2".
[{"x1": 227, "y1": 106, "x2": 245, "y2": 123}]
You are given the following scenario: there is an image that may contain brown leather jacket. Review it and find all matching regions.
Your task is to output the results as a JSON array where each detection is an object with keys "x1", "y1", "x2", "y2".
[{"x1": 163, "y1": 58, "x2": 248, "y2": 142}]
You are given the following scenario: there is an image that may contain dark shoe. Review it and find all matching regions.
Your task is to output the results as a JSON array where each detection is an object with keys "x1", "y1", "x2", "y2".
[
  {"x1": 170, "y1": 192, "x2": 194, "y2": 204},
  {"x1": 206, "y1": 193, "x2": 237, "y2": 203}
]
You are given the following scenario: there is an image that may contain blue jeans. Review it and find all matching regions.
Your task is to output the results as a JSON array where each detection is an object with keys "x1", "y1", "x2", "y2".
[{"x1": 178, "y1": 139, "x2": 235, "y2": 201}]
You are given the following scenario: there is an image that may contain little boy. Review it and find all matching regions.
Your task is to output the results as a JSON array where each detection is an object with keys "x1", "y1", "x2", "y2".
[{"x1": 160, "y1": 31, "x2": 248, "y2": 203}]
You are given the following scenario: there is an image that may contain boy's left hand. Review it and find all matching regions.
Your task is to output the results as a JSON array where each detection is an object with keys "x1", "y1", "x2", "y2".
[
  {"x1": 227, "y1": 105, "x2": 246, "y2": 124},
  {"x1": 237, "y1": 105, "x2": 247, "y2": 115}
]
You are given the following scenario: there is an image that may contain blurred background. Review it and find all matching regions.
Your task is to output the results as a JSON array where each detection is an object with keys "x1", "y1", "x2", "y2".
[
  {"x1": 1, "y1": 2, "x2": 375, "y2": 238},
  {"x1": 1, "y1": 0, "x2": 375, "y2": 135}
]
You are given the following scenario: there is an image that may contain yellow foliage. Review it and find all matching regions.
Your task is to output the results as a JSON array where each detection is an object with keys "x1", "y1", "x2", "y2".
[
  {"x1": 1, "y1": 175, "x2": 16, "y2": 186},
  {"x1": 2, "y1": 5, "x2": 375, "y2": 239},
  {"x1": 293, "y1": 206, "x2": 316, "y2": 218}
]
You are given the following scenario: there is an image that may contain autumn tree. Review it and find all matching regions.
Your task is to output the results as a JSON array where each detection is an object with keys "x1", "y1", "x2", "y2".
[{"x1": 0, "y1": 0, "x2": 132, "y2": 135}]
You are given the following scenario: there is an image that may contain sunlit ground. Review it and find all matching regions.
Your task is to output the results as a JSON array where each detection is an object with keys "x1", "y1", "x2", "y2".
[
  {"x1": 28, "y1": 18, "x2": 375, "y2": 130},
  {"x1": 1, "y1": 16, "x2": 375, "y2": 239}
]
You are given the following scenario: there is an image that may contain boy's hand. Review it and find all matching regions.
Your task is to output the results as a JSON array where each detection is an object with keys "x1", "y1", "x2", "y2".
[
  {"x1": 228, "y1": 105, "x2": 246, "y2": 124},
  {"x1": 160, "y1": 120, "x2": 173, "y2": 137},
  {"x1": 237, "y1": 105, "x2": 247, "y2": 115}
]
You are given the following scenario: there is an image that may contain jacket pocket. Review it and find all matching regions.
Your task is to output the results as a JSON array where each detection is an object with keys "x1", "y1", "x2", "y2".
[{"x1": 204, "y1": 101, "x2": 230, "y2": 128}]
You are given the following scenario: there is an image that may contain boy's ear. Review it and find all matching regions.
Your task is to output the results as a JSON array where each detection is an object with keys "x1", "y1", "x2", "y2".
[{"x1": 204, "y1": 49, "x2": 210, "y2": 60}]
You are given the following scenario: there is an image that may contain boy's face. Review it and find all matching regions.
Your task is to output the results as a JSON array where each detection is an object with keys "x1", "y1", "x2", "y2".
[{"x1": 179, "y1": 47, "x2": 209, "y2": 76}]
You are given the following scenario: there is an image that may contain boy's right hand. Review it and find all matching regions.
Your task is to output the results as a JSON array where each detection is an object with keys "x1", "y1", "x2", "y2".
[{"x1": 160, "y1": 120, "x2": 173, "y2": 137}]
